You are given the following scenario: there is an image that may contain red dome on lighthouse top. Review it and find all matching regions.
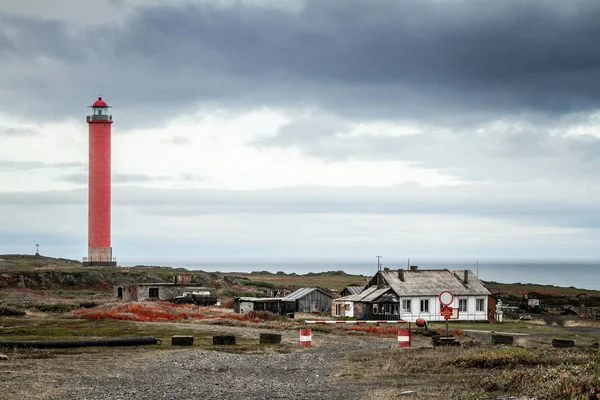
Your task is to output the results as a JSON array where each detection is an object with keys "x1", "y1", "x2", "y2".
[{"x1": 92, "y1": 96, "x2": 108, "y2": 107}]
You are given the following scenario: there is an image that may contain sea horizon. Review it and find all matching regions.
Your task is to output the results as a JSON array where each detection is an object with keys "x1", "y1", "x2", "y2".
[{"x1": 117, "y1": 257, "x2": 600, "y2": 291}]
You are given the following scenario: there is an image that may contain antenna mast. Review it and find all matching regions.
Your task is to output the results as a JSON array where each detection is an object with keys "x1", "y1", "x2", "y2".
[{"x1": 376, "y1": 255, "x2": 383, "y2": 272}]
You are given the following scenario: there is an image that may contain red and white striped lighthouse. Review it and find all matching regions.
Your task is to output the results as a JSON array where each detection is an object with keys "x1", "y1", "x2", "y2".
[{"x1": 84, "y1": 96, "x2": 116, "y2": 267}]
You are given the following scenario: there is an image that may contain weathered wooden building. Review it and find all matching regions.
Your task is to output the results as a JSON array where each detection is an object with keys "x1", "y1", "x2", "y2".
[
  {"x1": 233, "y1": 297, "x2": 296, "y2": 316},
  {"x1": 286, "y1": 287, "x2": 334, "y2": 313},
  {"x1": 113, "y1": 283, "x2": 215, "y2": 302},
  {"x1": 331, "y1": 266, "x2": 491, "y2": 322},
  {"x1": 234, "y1": 287, "x2": 334, "y2": 316}
]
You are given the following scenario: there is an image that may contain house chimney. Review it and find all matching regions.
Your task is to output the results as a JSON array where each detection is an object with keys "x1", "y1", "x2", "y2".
[
  {"x1": 463, "y1": 270, "x2": 469, "y2": 284},
  {"x1": 398, "y1": 269, "x2": 405, "y2": 282},
  {"x1": 410, "y1": 265, "x2": 418, "y2": 272}
]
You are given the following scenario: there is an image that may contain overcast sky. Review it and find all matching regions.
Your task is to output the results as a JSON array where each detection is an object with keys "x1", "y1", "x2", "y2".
[{"x1": 1, "y1": 0, "x2": 600, "y2": 265}]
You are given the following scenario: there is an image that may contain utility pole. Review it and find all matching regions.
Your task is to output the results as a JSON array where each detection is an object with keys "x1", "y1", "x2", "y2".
[
  {"x1": 376, "y1": 256, "x2": 383, "y2": 272},
  {"x1": 476, "y1": 261, "x2": 479, "y2": 278},
  {"x1": 407, "y1": 258, "x2": 410, "y2": 270}
]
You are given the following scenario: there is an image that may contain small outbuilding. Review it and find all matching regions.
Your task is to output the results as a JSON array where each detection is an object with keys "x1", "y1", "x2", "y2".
[
  {"x1": 234, "y1": 287, "x2": 334, "y2": 315},
  {"x1": 114, "y1": 283, "x2": 215, "y2": 302},
  {"x1": 285, "y1": 287, "x2": 334, "y2": 313}
]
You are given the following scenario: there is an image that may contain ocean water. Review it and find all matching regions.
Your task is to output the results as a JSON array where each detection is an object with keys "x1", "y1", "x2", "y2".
[{"x1": 118, "y1": 258, "x2": 600, "y2": 291}]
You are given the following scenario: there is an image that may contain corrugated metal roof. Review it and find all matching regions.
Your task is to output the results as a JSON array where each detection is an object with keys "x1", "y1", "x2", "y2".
[
  {"x1": 361, "y1": 287, "x2": 391, "y2": 302},
  {"x1": 282, "y1": 287, "x2": 334, "y2": 301},
  {"x1": 381, "y1": 269, "x2": 490, "y2": 296},
  {"x1": 343, "y1": 286, "x2": 363, "y2": 295}
]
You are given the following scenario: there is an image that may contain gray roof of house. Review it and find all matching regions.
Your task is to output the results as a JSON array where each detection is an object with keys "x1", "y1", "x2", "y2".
[
  {"x1": 282, "y1": 287, "x2": 334, "y2": 301},
  {"x1": 381, "y1": 269, "x2": 491, "y2": 297},
  {"x1": 343, "y1": 286, "x2": 364, "y2": 295},
  {"x1": 333, "y1": 286, "x2": 379, "y2": 302},
  {"x1": 333, "y1": 270, "x2": 489, "y2": 303}
]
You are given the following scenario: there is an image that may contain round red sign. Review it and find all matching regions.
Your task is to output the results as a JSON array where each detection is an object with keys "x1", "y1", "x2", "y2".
[{"x1": 439, "y1": 290, "x2": 454, "y2": 306}]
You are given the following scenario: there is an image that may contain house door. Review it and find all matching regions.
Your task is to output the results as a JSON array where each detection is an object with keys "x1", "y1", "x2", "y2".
[{"x1": 117, "y1": 287, "x2": 123, "y2": 299}]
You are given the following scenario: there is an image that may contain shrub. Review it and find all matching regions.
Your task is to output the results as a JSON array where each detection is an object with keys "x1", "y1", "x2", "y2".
[
  {"x1": 78, "y1": 302, "x2": 98, "y2": 309},
  {"x1": 0, "y1": 306, "x2": 26, "y2": 316},
  {"x1": 246, "y1": 280, "x2": 276, "y2": 289},
  {"x1": 34, "y1": 303, "x2": 76, "y2": 313}
]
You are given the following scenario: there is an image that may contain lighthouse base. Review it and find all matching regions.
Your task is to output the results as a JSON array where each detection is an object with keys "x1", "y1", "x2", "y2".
[
  {"x1": 83, "y1": 260, "x2": 117, "y2": 267},
  {"x1": 84, "y1": 247, "x2": 116, "y2": 267}
]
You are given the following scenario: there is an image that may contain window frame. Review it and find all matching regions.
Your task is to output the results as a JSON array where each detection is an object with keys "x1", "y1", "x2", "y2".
[
  {"x1": 459, "y1": 298, "x2": 468, "y2": 312},
  {"x1": 420, "y1": 299, "x2": 429, "y2": 313},
  {"x1": 401, "y1": 299, "x2": 411, "y2": 313},
  {"x1": 148, "y1": 287, "x2": 159, "y2": 298},
  {"x1": 476, "y1": 298, "x2": 485, "y2": 312}
]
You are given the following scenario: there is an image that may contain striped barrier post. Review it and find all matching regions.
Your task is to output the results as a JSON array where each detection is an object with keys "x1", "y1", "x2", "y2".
[
  {"x1": 300, "y1": 329, "x2": 312, "y2": 347},
  {"x1": 398, "y1": 327, "x2": 411, "y2": 348}
]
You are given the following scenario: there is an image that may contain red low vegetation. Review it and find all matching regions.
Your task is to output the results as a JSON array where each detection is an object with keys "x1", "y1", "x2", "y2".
[
  {"x1": 344, "y1": 325, "x2": 402, "y2": 336},
  {"x1": 73, "y1": 301, "x2": 288, "y2": 324}
]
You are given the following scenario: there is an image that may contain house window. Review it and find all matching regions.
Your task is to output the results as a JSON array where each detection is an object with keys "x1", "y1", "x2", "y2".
[
  {"x1": 420, "y1": 299, "x2": 429, "y2": 313},
  {"x1": 149, "y1": 287, "x2": 159, "y2": 298},
  {"x1": 402, "y1": 300, "x2": 411, "y2": 313},
  {"x1": 335, "y1": 303, "x2": 341, "y2": 316},
  {"x1": 476, "y1": 298, "x2": 485, "y2": 312},
  {"x1": 373, "y1": 304, "x2": 379, "y2": 314},
  {"x1": 459, "y1": 299, "x2": 468, "y2": 312}
]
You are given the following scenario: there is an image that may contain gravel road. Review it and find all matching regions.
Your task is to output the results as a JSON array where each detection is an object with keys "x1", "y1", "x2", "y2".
[{"x1": 58, "y1": 332, "x2": 394, "y2": 400}]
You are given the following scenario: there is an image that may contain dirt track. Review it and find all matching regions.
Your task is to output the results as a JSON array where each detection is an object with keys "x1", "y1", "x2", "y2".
[{"x1": 1, "y1": 325, "x2": 407, "y2": 400}]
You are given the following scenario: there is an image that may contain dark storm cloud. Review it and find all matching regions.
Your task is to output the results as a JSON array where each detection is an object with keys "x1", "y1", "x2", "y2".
[{"x1": 2, "y1": 1, "x2": 600, "y2": 125}]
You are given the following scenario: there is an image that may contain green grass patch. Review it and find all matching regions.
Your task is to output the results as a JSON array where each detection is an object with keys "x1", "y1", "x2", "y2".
[{"x1": 0, "y1": 317, "x2": 292, "y2": 354}]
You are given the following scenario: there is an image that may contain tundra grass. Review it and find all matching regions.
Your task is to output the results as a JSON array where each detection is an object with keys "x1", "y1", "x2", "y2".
[{"x1": 341, "y1": 346, "x2": 600, "y2": 400}]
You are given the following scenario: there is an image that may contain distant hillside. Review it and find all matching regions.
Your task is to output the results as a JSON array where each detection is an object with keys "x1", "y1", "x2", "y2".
[
  {"x1": 0, "y1": 254, "x2": 359, "y2": 297},
  {"x1": 1, "y1": 254, "x2": 599, "y2": 304}
]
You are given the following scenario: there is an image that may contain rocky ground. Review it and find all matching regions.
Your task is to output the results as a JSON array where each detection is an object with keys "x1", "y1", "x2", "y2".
[{"x1": 1, "y1": 329, "x2": 401, "y2": 400}]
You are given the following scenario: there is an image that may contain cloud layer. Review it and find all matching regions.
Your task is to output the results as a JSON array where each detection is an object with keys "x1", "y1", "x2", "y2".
[{"x1": 0, "y1": 0, "x2": 599, "y2": 263}]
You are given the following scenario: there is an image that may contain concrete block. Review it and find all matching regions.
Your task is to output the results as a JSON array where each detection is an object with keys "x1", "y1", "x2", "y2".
[
  {"x1": 552, "y1": 339, "x2": 575, "y2": 348},
  {"x1": 259, "y1": 333, "x2": 282, "y2": 344},
  {"x1": 213, "y1": 335, "x2": 236, "y2": 345},
  {"x1": 491, "y1": 334, "x2": 514, "y2": 345},
  {"x1": 438, "y1": 337, "x2": 460, "y2": 347},
  {"x1": 171, "y1": 336, "x2": 194, "y2": 346}
]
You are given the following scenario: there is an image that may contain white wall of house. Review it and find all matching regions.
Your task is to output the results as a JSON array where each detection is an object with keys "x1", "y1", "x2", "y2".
[
  {"x1": 332, "y1": 301, "x2": 355, "y2": 318},
  {"x1": 238, "y1": 300, "x2": 255, "y2": 313},
  {"x1": 399, "y1": 295, "x2": 488, "y2": 322}
]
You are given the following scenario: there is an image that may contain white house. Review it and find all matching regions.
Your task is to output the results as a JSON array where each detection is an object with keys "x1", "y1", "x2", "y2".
[{"x1": 332, "y1": 266, "x2": 492, "y2": 322}]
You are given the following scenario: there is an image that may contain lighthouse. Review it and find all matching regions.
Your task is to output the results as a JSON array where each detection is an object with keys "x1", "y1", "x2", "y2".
[{"x1": 84, "y1": 96, "x2": 116, "y2": 267}]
